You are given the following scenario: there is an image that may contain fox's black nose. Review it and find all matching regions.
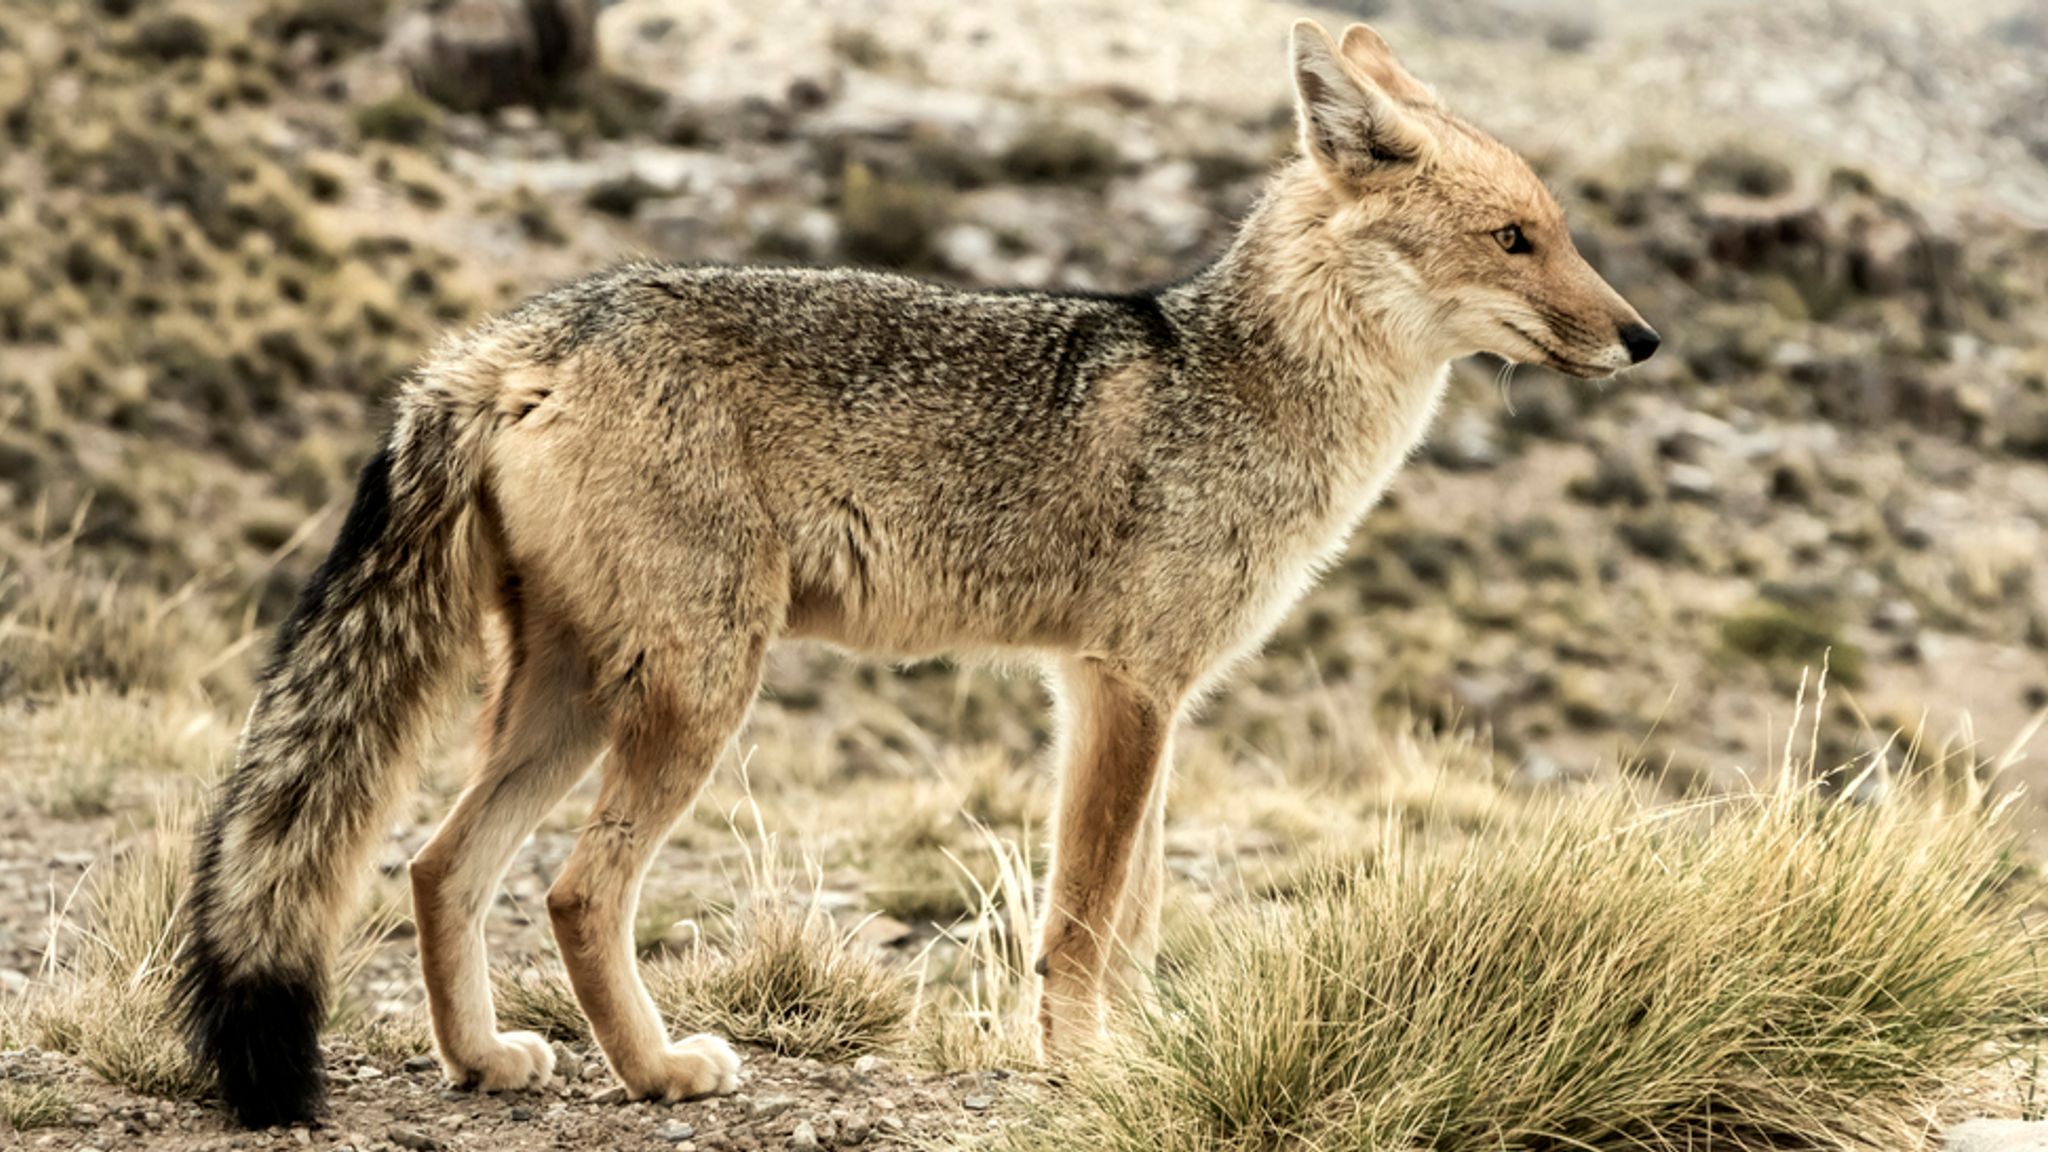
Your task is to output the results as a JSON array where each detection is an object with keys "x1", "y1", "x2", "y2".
[{"x1": 1619, "y1": 322, "x2": 1661, "y2": 365}]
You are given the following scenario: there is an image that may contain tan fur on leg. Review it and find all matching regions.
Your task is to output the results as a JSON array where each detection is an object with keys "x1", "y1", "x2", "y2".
[
  {"x1": 1105, "y1": 746, "x2": 1171, "y2": 1005},
  {"x1": 411, "y1": 600, "x2": 600, "y2": 1092},
  {"x1": 546, "y1": 684, "x2": 748, "y2": 1101},
  {"x1": 1036, "y1": 659, "x2": 1176, "y2": 1057}
]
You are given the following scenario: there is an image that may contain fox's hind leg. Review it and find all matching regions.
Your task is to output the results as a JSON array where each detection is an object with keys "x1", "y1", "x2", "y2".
[
  {"x1": 410, "y1": 595, "x2": 602, "y2": 1092},
  {"x1": 541, "y1": 514, "x2": 784, "y2": 1102}
]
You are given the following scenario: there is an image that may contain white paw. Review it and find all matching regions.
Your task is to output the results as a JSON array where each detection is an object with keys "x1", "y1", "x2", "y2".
[
  {"x1": 445, "y1": 1030, "x2": 556, "y2": 1092},
  {"x1": 626, "y1": 1033, "x2": 743, "y2": 1102}
]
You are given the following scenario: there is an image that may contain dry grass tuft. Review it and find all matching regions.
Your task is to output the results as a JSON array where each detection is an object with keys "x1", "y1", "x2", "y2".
[
  {"x1": 1002, "y1": 771, "x2": 2047, "y2": 1152},
  {"x1": 13, "y1": 796, "x2": 213, "y2": 1100},
  {"x1": 15, "y1": 792, "x2": 400, "y2": 1101},
  {"x1": 909, "y1": 821, "x2": 1041, "y2": 1073},
  {"x1": 339, "y1": 1011, "x2": 436, "y2": 1064},
  {"x1": 0, "y1": 1081, "x2": 74, "y2": 1132},
  {"x1": 662, "y1": 896, "x2": 914, "y2": 1060},
  {"x1": 498, "y1": 898, "x2": 914, "y2": 1061}
]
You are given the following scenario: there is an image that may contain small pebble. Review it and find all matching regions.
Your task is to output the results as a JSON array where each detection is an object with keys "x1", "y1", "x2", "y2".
[
  {"x1": 963, "y1": 1094, "x2": 994, "y2": 1111},
  {"x1": 789, "y1": 1120, "x2": 820, "y2": 1150},
  {"x1": 656, "y1": 1120, "x2": 696, "y2": 1143}
]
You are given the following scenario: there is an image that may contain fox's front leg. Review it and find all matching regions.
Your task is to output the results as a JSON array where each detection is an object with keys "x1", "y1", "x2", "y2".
[{"x1": 1035, "y1": 659, "x2": 1176, "y2": 1058}]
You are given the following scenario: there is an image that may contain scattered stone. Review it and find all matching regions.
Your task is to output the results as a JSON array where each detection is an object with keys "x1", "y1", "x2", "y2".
[
  {"x1": 1665, "y1": 463, "x2": 1718, "y2": 502},
  {"x1": 963, "y1": 1094, "x2": 994, "y2": 1111},
  {"x1": 789, "y1": 1120, "x2": 820, "y2": 1150},
  {"x1": 387, "y1": 1127, "x2": 442, "y2": 1152},
  {"x1": 404, "y1": 1055, "x2": 439, "y2": 1073},
  {"x1": 1873, "y1": 599, "x2": 1920, "y2": 633},
  {"x1": 657, "y1": 1120, "x2": 697, "y2": 1143},
  {"x1": 852, "y1": 1054, "x2": 886, "y2": 1077},
  {"x1": 591, "y1": 1085, "x2": 628, "y2": 1105},
  {"x1": 750, "y1": 1094, "x2": 797, "y2": 1121}
]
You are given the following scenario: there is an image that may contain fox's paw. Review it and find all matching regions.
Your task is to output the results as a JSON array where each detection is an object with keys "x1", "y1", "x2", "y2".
[
  {"x1": 624, "y1": 1034, "x2": 743, "y2": 1102},
  {"x1": 445, "y1": 1030, "x2": 556, "y2": 1092}
]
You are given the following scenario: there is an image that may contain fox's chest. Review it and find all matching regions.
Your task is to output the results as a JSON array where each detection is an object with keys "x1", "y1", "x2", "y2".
[{"x1": 1198, "y1": 363, "x2": 1452, "y2": 673}]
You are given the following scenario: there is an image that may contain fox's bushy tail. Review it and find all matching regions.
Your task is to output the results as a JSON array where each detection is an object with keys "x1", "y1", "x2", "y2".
[{"x1": 175, "y1": 359, "x2": 502, "y2": 1128}]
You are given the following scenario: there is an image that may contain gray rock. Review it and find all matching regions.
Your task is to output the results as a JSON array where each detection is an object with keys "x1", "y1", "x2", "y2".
[
  {"x1": 1948, "y1": 1119, "x2": 2048, "y2": 1152},
  {"x1": 963, "y1": 1094, "x2": 994, "y2": 1111},
  {"x1": 388, "y1": 1128, "x2": 442, "y2": 1152},
  {"x1": 1665, "y1": 463, "x2": 1718, "y2": 502},
  {"x1": 657, "y1": 1120, "x2": 697, "y2": 1143},
  {"x1": 750, "y1": 1094, "x2": 798, "y2": 1121},
  {"x1": 403, "y1": 1055, "x2": 438, "y2": 1073},
  {"x1": 789, "y1": 1120, "x2": 820, "y2": 1150}
]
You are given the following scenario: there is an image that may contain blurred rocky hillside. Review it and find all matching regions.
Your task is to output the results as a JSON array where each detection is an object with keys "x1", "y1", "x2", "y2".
[{"x1": 3, "y1": 0, "x2": 2047, "y2": 821}]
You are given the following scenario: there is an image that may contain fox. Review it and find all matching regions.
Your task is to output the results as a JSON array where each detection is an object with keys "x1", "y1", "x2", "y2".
[{"x1": 173, "y1": 18, "x2": 1657, "y2": 1128}]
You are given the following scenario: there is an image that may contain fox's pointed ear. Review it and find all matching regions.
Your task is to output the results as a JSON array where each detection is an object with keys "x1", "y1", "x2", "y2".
[
  {"x1": 1338, "y1": 24, "x2": 1437, "y2": 107},
  {"x1": 1290, "y1": 20, "x2": 1434, "y2": 188}
]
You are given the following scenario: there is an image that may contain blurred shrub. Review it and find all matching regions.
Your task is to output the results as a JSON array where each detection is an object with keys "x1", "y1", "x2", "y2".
[
  {"x1": 838, "y1": 162, "x2": 952, "y2": 269},
  {"x1": 355, "y1": 91, "x2": 441, "y2": 147},
  {"x1": 1721, "y1": 599, "x2": 1865, "y2": 687},
  {"x1": 999, "y1": 120, "x2": 1119, "y2": 190}
]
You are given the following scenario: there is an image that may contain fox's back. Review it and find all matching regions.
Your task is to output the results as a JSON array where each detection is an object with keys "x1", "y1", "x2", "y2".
[{"x1": 492, "y1": 263, "x2": 1195, "y2": 655}]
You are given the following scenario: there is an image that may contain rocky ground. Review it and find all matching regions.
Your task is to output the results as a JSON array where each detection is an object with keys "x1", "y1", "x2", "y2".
[
  {"x1": 4, "y1": 0, "x2": 2048, "y2": 1146},
  {"x1": 2, "y1": 1041, "x2": 1023, "y2": 1150}
]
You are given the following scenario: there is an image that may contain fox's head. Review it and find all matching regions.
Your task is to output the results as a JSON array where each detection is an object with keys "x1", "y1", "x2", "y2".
[{"x1": 1278, "y1": 20, "x2": 1657, "y2": 378}]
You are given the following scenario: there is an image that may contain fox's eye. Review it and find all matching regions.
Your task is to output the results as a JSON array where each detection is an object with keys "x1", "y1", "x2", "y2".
[{"x1": 1493, "y1": 224, "x2": 1532, "y2": 254}]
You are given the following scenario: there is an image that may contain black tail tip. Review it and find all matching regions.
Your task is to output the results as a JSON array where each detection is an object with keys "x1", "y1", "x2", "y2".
[{"x1": 174, "y1": 942, "x2": 328, "y2": 1129}]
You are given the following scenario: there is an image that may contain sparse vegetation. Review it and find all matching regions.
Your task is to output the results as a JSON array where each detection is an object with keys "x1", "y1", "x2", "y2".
[
  {"x1": 1722, "y1": 598, "x2": 1867, "y2": 687},
  {"x1": 837, "y1": 162, "x2": 953, "y2": 269},
  {"x1": 355, "y1": 92, "x2": 441, "y2": 147},
  {"x1": 0, "y1": 1081, "x2": 73, "y2": 1132},
  {"x1": 999, "y1": 120, "x2": 1120, "y2": 189},
  {"x1": 1004, "y1": 776, "x2": 2045, "y2": 1152}
]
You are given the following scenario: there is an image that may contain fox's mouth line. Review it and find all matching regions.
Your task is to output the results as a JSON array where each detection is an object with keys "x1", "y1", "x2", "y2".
[{"x1": 1502, "y1": 322, "x2": 1609, "y2": 379}]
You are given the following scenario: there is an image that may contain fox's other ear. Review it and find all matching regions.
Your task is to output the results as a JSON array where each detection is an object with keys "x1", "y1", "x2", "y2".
[
  {"x1": 1289, "y1": 20, "x2": 1434, "y2": 187},
  {"x1": 1337, "y1": 24, "x2": 1436, "y2": 106}
]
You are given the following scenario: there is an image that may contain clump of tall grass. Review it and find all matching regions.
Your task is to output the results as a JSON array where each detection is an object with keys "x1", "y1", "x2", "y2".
[
  {"x1": 0, "y1": 1082, "x2": 73, "y2": 1132},
  {"x1": 910, "y1": 820, "x2": 1042, "y2": 1073},
  {"x1": 1003, "y1": 751, "x2": 2047, "y2": 1152},
  {"x1": 20, "y1": 801, "x2": 213, "y2": 1100},
  {"x1": 498, "y1": 907, "x2": 913, "y2": 1061},
  {"x1": 14, "y1": 794, "x2": 402, "y2": 1100}
]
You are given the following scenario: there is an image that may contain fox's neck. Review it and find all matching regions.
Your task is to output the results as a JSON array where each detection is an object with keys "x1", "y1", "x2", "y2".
[{"x1": 1165, "y1": 162, "x2": 1455, "y2": 492}]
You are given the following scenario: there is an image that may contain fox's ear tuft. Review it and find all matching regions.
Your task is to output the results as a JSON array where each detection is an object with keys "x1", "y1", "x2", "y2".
[
  {"x1": 1337, "y1": 24, "x2": 1437, "y2": 107},
  {"x1": 1289, "y1": 20, "x2": 1434, "y2": 188}
]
